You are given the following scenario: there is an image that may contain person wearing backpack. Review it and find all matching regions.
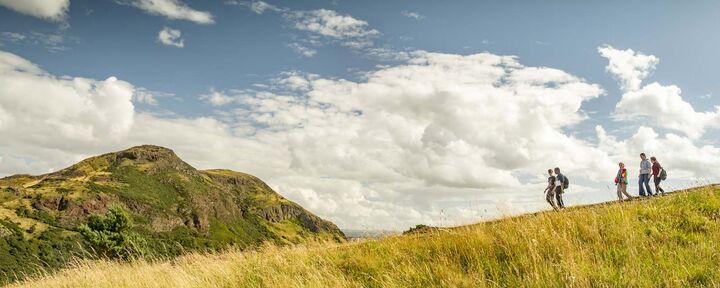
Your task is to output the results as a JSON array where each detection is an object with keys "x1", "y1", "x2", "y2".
[
  {"x1": 614, "y1": 162, "x2": 632, "y2": 200},
  {"x1": 650, "y1": 156, "x2": 666, "y2": 196},
  {"x1": 553, "y1": 167, "x2": 566, "y2": 209},
  {"x1": 543, "y1": 169, "x2": 558, "y2": 210},
  {"x1": 638, "y1": 153, "x2": 653, "y2": 197}
]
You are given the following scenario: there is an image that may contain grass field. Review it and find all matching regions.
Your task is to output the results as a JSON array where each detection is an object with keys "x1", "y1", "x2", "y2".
[{"x1": 10, "y1": 184, "x2": 720, "y2": 288}]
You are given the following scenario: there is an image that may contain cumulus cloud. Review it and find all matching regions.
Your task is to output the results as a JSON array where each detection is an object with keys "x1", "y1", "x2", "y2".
[
  {"x1": 598, "y1": 45, "x2": 658, "y2": 91},
  {"x1": 3, "y1": 48, "x2": 718, "y2": 230},
  {"x1": 120, "y1": 0, "x2": 214, "y2": 24},
  {"x1": 0, "y1": 0, "x2": 69, "y2": 22},
  {"x1": 599, "y1": 45, "x2": 720, "y2": 138},
  {"x1": 286, "y1": 9, "x2": 380, "y2": 48},
  {"x1": 596, "y1": 125, "x2": 720, "y2": 180},
  {"x1": 157, "y1": 27, "x2": 184, "y2": 48},
  {"x1": 1, "y1": 49, "x2": 613, "y2": 229},
  {"x1": 0, "y1": 50, "x2": 135, "y2": 170},
  {"x1": 191, "y1": 51, "x2": 622, "y2": 229}
]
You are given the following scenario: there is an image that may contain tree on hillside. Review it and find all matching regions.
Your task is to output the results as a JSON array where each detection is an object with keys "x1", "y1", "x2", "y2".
[{"x1": 78, "y1": 206, "x2": 146, "y2": 259}]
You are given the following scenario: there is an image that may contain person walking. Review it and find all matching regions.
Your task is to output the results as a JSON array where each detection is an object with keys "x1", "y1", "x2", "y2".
[
  {"x1": 651, "y1": 156, "x2": 665, "y2": 196},
  {"x1": 614, "y1": 162, "x2": 632, "y2": 200},
  {"x1": 543, "y1": 169, "x2": 558, "y2": 210},
  {"x1": 638, "y1": 153, "x2": 653, "y2": 196},
  {"x1": 553, "y1": 167, "x2": 566, "y2": 209}
]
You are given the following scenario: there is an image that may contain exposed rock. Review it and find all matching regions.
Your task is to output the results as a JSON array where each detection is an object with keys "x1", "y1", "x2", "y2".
[{"x1": 150, "y1": 216, "x2": 185, "y2": 232}]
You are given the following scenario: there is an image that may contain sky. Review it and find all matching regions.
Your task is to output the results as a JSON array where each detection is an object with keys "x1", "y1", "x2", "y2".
[{"x1": 1, "y1": 0, "x2": 720, "y2": 230}]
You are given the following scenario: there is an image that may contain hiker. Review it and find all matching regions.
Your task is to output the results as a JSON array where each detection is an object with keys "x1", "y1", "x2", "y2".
[
  {"x1": 553, "y1": 167, "x2": 566, "y2": 209},
  {"x1": 638, "y1": 153, "x2": 653, "y2": 196},
  {"x1": 614, "y1": 162, "x2": 632, "y2": 200},
  {"x1": 651, "y1": 156, "x2": 666, "y2": 195},
  {"x1": 543, "y1": 169, "x2": 558, "y2": 210}
]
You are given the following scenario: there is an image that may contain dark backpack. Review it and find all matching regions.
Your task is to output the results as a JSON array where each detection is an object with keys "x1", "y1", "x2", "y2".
[
  {"x1": 560, "y1": 174, "x2": 569, "y2": 189},
  {"x1": 660, "y1": 168, "x2": 667, "y2": 180}
]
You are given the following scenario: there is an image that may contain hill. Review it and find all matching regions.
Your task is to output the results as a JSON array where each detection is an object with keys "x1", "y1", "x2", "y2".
[
  {"x1": 9, "y1": 184, "x2": 720, "y2": 287},
  {"x1": 0, "y1": 145, "x2": 344, "y2": 284}
]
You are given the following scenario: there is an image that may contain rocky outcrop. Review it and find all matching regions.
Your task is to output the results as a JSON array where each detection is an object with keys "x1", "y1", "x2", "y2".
[
  {"x1": 32, "y1": 194, "x2": 116, "y2": 226},
  {"x1": 257, "y1": 202, "x2": 344, "y2": 235}
]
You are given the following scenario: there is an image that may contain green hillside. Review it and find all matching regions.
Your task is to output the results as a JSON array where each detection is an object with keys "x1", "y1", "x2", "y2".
[
  {"x1": 0, "y1": 145, "x2": 344, "y2": 285},
  {"x1": 9, "y1": 184, "x2": 720, "y2": 288}
]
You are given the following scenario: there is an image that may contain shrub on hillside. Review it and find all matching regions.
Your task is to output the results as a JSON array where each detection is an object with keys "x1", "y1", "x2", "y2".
[{"x1": 78, "y1": 206, "x2": 146, "y2": 259}]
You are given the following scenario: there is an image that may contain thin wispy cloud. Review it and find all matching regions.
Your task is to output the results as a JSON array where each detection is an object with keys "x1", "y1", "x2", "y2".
[
  {"x1": 118, "y1": 0, "x2": 214, "y2": 24},
  {"x1": 1, "y1": 31, "x2": 67, "y2": 52},
  {"x1": 287, "y1": 42, "x2": 317, "y2": 57},
  {"x1": 401, "y1": 10, "x2": 424, "y2": 20}
]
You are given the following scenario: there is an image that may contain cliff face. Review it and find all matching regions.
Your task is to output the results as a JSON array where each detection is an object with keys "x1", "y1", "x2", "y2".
[{"x1": 0, "y1": 145, "x2": 345, "y2": 249}]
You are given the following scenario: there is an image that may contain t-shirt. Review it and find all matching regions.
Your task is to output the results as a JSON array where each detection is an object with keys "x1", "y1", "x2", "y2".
[
  {"x1": 640, "y1": 159, "x2": 652, "y2": 174},
  {"x1": 547, "y1": 176, "x2": 556, "y2": 187},
  {"x1": 652, "y1": 162, "x2": 662, "y2": 176},
  {"x1": 555, "y1": 174, "x2": 564, "y2": 187}
]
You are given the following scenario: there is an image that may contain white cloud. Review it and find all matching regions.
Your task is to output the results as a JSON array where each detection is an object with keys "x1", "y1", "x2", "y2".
[
  {"x1": 228, "y1": 4, "x2": 381, "y2": 55},
  {"x1": 401, "y1": 10, "x2": 424, "y2": 20},
  {"x1": 287, "y1": 42, "x2": 317, "y2": 57},
  {"x1": 596, "y1": 125, "x2": 720, "y2": 180},
  {"x1": 133, "y1": 88, "x2": 174, "y2": 105},
  {"x1": 193, "y1": 51, "x2": 621, "y2": 229},
  {"x1": 122, "y1": 0, "x2": 214, "y2": 24},
  {"x1": 598, "y1": 45, "x2": 658, "y2": 91},
  {"x1": 1, "y1": 31, "x2": 67, "y2": 52},
  {"x1": 366, "y1": 47, "x2": 411, "y2": 62},
  {"x1": 225, "y1": 0, "x2": 284, "y2": 14},
  {"x1": 0, "y1": 50, "x2": 135, "y2": 159},
  {"x1": 600, "y1": 45, "x2": 720, "y2": 138},
  {"x1": 3, "y1": 48, "x2": 718, "y2": 230},
  {"x1": 286, "y1": 9, "x2": 380, "y2": 48},
  {"x1": 0, "y1": 0, "x2": 69, "y2": 22},
  {"x1": 157, "y1": 27, "x2": 184, "y2": 48},
  {"x1": 199, "y1": 89, "x2": 246, "y2": 106},
  {"x1": 249, "y1": 1, "x2": 282, "y2": 14}
]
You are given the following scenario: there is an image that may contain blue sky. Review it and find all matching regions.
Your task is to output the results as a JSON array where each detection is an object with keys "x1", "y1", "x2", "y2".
[
  {"x1": 4, "y1": 1, "x2": 720, "y2": 119},
  {"x1": 1, "y1": 0, "x2": 720, "y2": 230}
]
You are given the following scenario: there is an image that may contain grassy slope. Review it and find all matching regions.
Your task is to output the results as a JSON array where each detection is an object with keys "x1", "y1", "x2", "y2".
[{"x1": 11, "y1": 184, "x2": 720, "y2": 288}]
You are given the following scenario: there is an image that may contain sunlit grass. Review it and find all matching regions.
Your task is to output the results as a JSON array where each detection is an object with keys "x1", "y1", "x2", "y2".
[{"x1": 11, "y1": 185, "x2": 720, "y2": 287}]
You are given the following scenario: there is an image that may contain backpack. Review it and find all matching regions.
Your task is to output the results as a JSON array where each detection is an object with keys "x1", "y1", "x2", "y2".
[
  {"x1": 660, "y1": 168, "x2": 667, "y2": 180},
  {"x1": 559, "y1": 174, "x2": 569, "y2": 189}
]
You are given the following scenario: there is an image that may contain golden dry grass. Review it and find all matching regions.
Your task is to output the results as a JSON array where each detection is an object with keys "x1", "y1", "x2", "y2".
[{"x1": 11, "y1": 185, "x2": 720, "y2": 288}]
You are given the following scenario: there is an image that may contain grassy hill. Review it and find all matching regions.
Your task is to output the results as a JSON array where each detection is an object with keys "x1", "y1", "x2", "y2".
[
  {"x1": 9, "y1": 184, "x2": 720, "y2": 287},
  {"x1": 0, "y1": 145, "x2": 344, "y2": 284}
]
